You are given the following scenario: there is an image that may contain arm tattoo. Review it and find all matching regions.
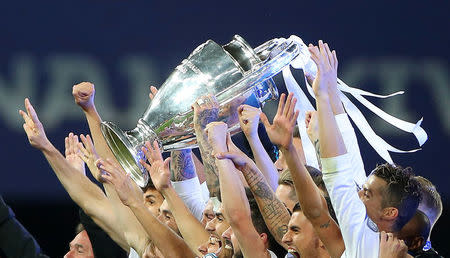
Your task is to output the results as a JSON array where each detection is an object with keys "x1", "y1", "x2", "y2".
[
  {"x1": 195, "y1": 122, "x2": 220, "y2": 197},
  {"x1": 319, "y1": 219, "x2": 331, "y2": 229},
  {"x1": 243, "y1": 166, "x2": 290, "y2": 245},
  {"x1": 170, "y1": 149, "x2": 196, "y2": 181},
  {"x1": 198, "y1": 108, "x2": 219, "y2": 129}
]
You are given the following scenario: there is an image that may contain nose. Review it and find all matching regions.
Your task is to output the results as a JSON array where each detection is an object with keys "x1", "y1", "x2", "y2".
[
  {"x1": 205, "y1": 217, "x2": 216, "y2": 232},
  {"x1": 282, "y1": 231, "x2": 292, "y2": 245},
  {"x1": 157, "y1": 212, "x2": 164, "y2": 222},
  {"x1": 222, "y1": 226, "x2": 232, "y2": 240},
  {"x1": 197, "y1": 241, "x2": 208, "y2": 255}
]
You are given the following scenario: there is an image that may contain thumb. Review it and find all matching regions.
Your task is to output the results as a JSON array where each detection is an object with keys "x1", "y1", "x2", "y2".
[
  {"x1": 215, "y1": 152, "x2": 237, "y2": 161},
  {"x1": 163, "y1": 157, "x2": 171, "y2": 170},
  {"x1": 260, "y1": 112, "x2": 271, "y2": 129}
]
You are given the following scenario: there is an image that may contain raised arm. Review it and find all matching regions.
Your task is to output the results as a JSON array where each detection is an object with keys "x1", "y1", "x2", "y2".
[
  {"x1": 149, "y1": 147, "x2": 209, "y2": 256},
  {"x1": 215, "y1": 133, "x2": 289, "y2": 249},
  {"x1": 192, "y1": 94, "x2": 221, "y2": 197},
  {"x1": 99, "y1": 146, "x2": 196, "y2": 258},
  {"x1": 262, "y1": 93, "x2": 344, "y2": 257},
  {"x1": 237, "y1": 105, "x2": 279, "y2": 191},
  {"x1": 206, "y1": 122, "x2": 270, "y2": 258},
  {"x1": 73, "y1": 82, "x2": 152, "y2": 255},
  {"x1": 18, "y1": 98, "x2": 127, "y2": 250}
]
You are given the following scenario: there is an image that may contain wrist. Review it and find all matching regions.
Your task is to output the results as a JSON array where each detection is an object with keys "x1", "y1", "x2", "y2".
[{"x1": 40, "y1": 140, "x2": 56, "y2": 154}]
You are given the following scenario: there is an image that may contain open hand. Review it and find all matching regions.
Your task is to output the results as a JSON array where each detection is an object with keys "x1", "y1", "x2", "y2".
[
  {"x1": 308, "y1": 40, "x2": 338, "y2": 97},
  {"x1": 139, "y1": 141, "x2": 172, "y2": 192},
  {"x1": 192, "y1": 94, "x2": 220, "y2": 129},
  {"x1": 77, "y1": 134, "x2": 102, "y2": 181},
  {"x1": 72, "y1": 82, "x2": 95, "y2": 112},
  {"x1": 64, "y1": 133, "x2": 85, "y2": 175},
  {"x1": 260, "y1": 93, "x2": 299, "y2": 150},
  {"x1": 238, "y1": 104, "x2": 261, "y2": 138},
  {"x1": 98, "y1": 158, "x2": 143, "y2": 207},
  {"x1": 19, "y1": 98, "x2": 50, "y2": 151}
]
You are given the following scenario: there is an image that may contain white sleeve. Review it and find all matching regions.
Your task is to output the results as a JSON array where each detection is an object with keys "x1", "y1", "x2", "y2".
[
  {"x1": 171, "y1": 177, "x2": 206, "y2": 221},
  {"x1": 200, "y1": 181, "x2": 210, "y2": 203},
  {"x1": 321, "y1": 154, "x2": 378, "y2": 258},
  {"x1": 335, "y1": 113, "x2": 367, "y2": 188}
]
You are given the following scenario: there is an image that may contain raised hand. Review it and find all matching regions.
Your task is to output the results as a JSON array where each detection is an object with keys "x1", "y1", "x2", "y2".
[
  {"x1": 260, "y1": 93, "x2": 299, "y2": 150},
  {"x1": 379, "y1": 231, "x2": 409, "y2": 258},
  {"x1": 205, "y1": 122, "x2": 228, "y2": 154},
  {"x1": 72, "y1": 82, "x2": 95, "y2": 112},
  {"x1": 308, "y1": 40, "x2": 338, "y2": 97},
  {"x1": 139, "y1": 141, "x2": 171, "y2": 192},
  {"x1": 149, "y1": 85, "x2": 158, "y2": 100},
  {"x1": 77, "y1": 134, "x2": 102, "y2": 181},
  {"x1": 192, "y1": 94, "x2": 220, "y2": 129},
  {"x1": 19, "y1": 98, "x2": 51, "y2": 151},
  {"x1": 238, "y1": 105, "x2": 261, "y2": 138},
  {"x1": 98, "y1": 158, "x2": 143, "y2": 207},
  {"x1": 64, "y1": 133, "x2": 85, "y2": 175}
]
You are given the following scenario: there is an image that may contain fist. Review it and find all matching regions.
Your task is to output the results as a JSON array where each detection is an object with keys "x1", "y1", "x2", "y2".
[
  {"x1": 205, "y1": 122, "x2": 228, "y2": 153},
  {"x1": 73, "y1": 82, "x2": 95, "y2": 111},
  {"x1": 238, "y1": 105, "x2": 261, "y2": 138}
]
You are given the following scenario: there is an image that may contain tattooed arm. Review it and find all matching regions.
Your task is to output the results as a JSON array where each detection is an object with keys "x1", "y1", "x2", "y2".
[
  {"x1": 216, "y1": 133, "x2": 289, "y2": 249},
  {"x1": 207, "y1": 122, "x2": 271, "y2": 258},
  {"x1": 262, "y1": 93, "x2": 345, "y2": 257},
  {"x1": 192, "y1": 95, "x2": 221, "y2": 197}
]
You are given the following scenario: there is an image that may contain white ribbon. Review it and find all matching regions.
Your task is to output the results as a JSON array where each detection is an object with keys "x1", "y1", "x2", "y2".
[{"x1": 282, "y1": 35, "x2": 428, "y2": 165}]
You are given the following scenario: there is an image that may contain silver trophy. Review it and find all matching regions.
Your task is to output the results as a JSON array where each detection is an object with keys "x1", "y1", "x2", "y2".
[{"x1": 101, "y1": 35, "x2": 301, "y2": 187}]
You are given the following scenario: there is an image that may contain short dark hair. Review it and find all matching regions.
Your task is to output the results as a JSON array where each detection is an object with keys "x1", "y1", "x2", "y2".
[
  {"x1": 245, "y1": 188, "x2": 285, "y2": 257},
  {"x1": 277, "y1": 170, "x2": 297, "y2": 201},
  {"x1": 371, "y1": 163, "x2": 421, "y2": 231},
  {"x1": 279, "y1": 166, "x2": 328, "y2": 200},
  {"x1": 292, "y1": 197, "x2": 338, "y2": 224},
  {"x1": 415, "y1": 176, "x2": 442, "y2": 225},
  {"x1": 305, "y1": 165, "x2": 328, "y2": 197}
]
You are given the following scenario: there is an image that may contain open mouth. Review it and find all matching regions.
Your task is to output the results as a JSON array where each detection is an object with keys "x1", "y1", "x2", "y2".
[
  {"x1": 287, "y1": 248, "x2": 300, "y2": 258},
  {"x1": 224, "y1": 239, "x2": 233, "y2": 250}
]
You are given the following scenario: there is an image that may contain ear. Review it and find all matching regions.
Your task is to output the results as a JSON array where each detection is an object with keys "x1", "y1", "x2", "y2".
[
  {"x1": 259, "y1": 232, "x2": 268, "y2": 246},
  {"x1": 382, "y1": 207, "x2": 398, "y2": 221},
  {"x1": 408, "y1": 236, "x2": 425, "y2": 252}
]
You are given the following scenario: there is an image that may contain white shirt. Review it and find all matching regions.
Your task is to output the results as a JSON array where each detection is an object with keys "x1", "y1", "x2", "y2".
[
  {"x1": 321, "y1": 154, "x2": 379, "y2": 258},
  {"x1": 335, "y1": 113, "x2": 367, "y2": 187},
  {"x1": 172, "y1": 176, "x2": 207, "y2": 221},
  {"x1": 128, "y1": 247, "x2": 139, "y2": 258}
]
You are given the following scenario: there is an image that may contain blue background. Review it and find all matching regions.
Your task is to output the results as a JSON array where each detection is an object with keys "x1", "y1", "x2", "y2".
[{"x1": 0, "y1": 1, "x2": 448, "y2": 256}]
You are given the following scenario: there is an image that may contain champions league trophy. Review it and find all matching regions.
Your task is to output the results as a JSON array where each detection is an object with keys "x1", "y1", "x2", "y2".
[{"x1": 101, "y1": 35, "x2": 304, "y2": 187}]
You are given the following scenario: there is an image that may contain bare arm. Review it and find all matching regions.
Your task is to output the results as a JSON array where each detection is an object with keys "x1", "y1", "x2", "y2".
[
  {"x1": 73, "y1": 82, "x2": 151, "y2": 254},
  {"x1": 238, "y1": 105, "x2": 279, "y2": 191},
  {"x1": 216, "y1": 134, "x2": 289, "y2": 249},
  {"x1": 193, "y1": 94, "x2": 221, "y2": 197},
  {"x1": 262, "y1": 92, "x2": 344, "y2": 257},
  {"x1": 207, "y1": 122, "x2": 270, "y2": 258},
  {"x1": 18, "y1": 99, "x2": 127, "y2": 251},
  {"x1": 157, "y1": 149, "x2": 209, "y2": 256},
  {"x1": 100, "y1": 144, "x2": 197, "y2": 258}
]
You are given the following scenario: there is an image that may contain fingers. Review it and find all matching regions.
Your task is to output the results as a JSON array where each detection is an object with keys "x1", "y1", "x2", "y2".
[
  {"x1": 24, "y1": 98, "x2": 41, "y2": 125},
  {"x1": 149, "y1": 86, "x2": 158, "y2": 100},
  {"x1": 308, "y1": 44, "x2": 320, "y2": 66},
  {"x1": 19, "y1": 110, "x2": 30, "y2": 124},
  {"x1": 318, "y1": 40, "x2": 331, "y2": 68},
  {"x1": 332, "y1": 50, "x2": 338, "y2": 70},
  {"x1": 276, "y1": 93, "x2": 286, "y2": 116},
  {"x1": 291, "y1": 110, "x2": 300, "y2": 125},
  {"x1": 287, "y1": 95, "x2": 297, "y2": 119},
  {"x1": 260, "y1": 112, "x2": 271, "y2": 130}
]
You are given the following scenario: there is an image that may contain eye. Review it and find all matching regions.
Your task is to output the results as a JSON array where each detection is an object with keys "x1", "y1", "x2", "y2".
[{"x1": 217, "y1": 217, "x2": 223, "y2": 222}]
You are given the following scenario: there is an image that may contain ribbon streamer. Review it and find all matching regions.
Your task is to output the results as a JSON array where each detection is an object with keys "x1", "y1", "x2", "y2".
[{"x1": 282, "y1": 35, "x2": 428, "y2": 165}]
